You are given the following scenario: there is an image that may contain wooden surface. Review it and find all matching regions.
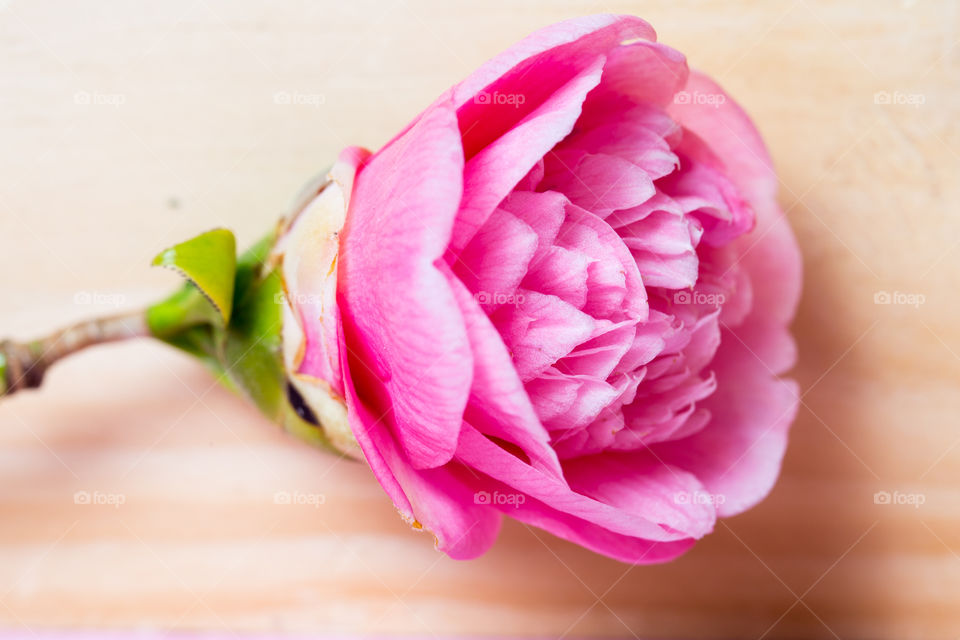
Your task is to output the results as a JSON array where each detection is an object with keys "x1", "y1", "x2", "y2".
[{"x1": 1, "y1": 1, "x2": 958, "y2": 638}]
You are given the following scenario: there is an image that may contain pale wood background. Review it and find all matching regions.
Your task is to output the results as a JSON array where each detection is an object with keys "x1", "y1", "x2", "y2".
[{"x1": 0, "y1": 1, "x2": 958, "y2": 638}]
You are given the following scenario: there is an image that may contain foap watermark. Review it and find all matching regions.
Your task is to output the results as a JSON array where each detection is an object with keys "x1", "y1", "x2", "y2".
[
  {"x1": 674, "y1": 90, "x2": 726, "y2": 108},
  {"x1": 474, "y1": 490, "x2": 525, "y2": 507},
  {"x1": 475, "y1": 291, "x2": 525, "y2": 307},
  {"x1": 673, "y1": 290, "x2": 726, "y2": 305},
  {"x1": 874, "y1": 90, "x2": 925, "y2": 108},
  {"x1": 874, "y1": 290, "x2": 925, "y2": 308},
  {"x1": 74, "y1": 291, "x2": 126, "y2": 307},
  {"x1": 273, "y1": 291, "x2": 324, "y2": 307},
  {"x1": 273, "y1": 490, "x2": 326, "y2": 508},
  {"x1": 474, "y1": 91, "x2": 526, "y2": 108},
  {"x1": 74, "y1": 490, "x2": 126, "y2": 508},
  {"x1": 273, "y1": 90, "x2": 325, "y2": 107},
  {"x1": 74, "y1": 91, "x2": 126, "y2": 108},
  {"x1": 874, "y1": 490, "x2": 925, "y2": 509},
  {"x1": 674, "y1": 490, "x2": 726, "y2": 506}
]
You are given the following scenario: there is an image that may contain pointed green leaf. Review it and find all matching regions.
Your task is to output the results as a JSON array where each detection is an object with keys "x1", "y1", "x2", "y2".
[
  {"x1": 144, "y1": 228, "x2": 343, "y2": 454},
  {"x1": 151, "y1": 229, "x2": 237, "y2": 325}
]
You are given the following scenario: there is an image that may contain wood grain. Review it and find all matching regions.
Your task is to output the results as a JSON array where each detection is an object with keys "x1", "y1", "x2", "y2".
[{"x1": 1, "y1": 1, "x2": 958, "y2": 638}]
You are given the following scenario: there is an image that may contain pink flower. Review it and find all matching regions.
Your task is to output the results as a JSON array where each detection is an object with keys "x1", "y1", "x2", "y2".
[{"x1": 277, "y1": 14, "x2": 801, "y2": 563}]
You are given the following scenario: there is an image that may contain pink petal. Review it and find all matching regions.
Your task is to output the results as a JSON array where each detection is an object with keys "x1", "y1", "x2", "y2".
[
  {"x1": 500, "y1": 190, "x2": 568, "y2": 264},
  {"x1": 668, "y1": 71, "x2": 777, "y2": 208},
  {"x1": 455, "y1": 15, "x2": 656, "y2": 156},
  {"x1": 340, "y1": 337, "x2": 502, "y2": 559},
  {"x1": 658, "y1": 71, "x2": 802, "y2": 515},
  {"x1": 489, "y1": 290, "x2": 595, "y2": 381},
  {"x1": 630, "y1": 247, "x2": 699, "y2": 290},
  {"x1": 453, "y1": 207, "x2": 539, "y2": 308},
  {"x1": 443, "y1": 266, "x2": 565, "y2": 480},
  {"x1": 663, "y1": 131, "x2": 755, "y2": 247},
  {"x1": 590, "y1": 39, "x2": 689, "y2": 108},
  {"x1": 499, "y1": 500, "x2": 697, "y2": 564},
  {"x1": 542, "y1": 150, "x2": 656, "y2": 217},
  {"x1": 338, "y1": 96, "x2": 471, "y2": 469},
  {"x1": 606, "y1": 190, "x2": 683, "y2": 228},
  {"x1": 561, "y1": 120, "x2": 679, "y2": 180},
  {"x1": 449, "y1": 55, "x2": 606, "y2": 256},
  {"x1": 524, "y1": 244, "x2": 591, "y2": 309},
  {"x1": 558, "y1": 204, "x2": 648, "y2": 320},
  {"x1": 667, "y1": 70, "x2": 801, "y2": 329},
  {"x1": 456, "y1": 424, "x2": 715, "y2": 542},
  {"x1": 526, "y1": 369, "x2": 620, "y2": 430},
  {"x1": 653, "y1": 331, "x2": 799, "y2": 517},
  {"x1": 559, "y1": 320, "x2": 637, "y2": 378}
]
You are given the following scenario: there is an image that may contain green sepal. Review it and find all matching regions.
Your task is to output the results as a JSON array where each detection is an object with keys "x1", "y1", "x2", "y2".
[
  {"x1": 220, "y1": 234, "x2": 286, "y2": 420},
  {"x1": 145, "y1": 228, "x2": 341, "y2": 454},
  {"x1": 0, "y1": 352, "x2": 7, "y2": 396},
  {"x1": 151, "y1": 229, "x2": 237, "y2": 326}
]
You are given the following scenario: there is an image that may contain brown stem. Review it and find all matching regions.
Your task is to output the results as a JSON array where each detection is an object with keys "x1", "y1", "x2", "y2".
[{"x1": 0, "y1": 310, "x2": 149, "y2": 397}]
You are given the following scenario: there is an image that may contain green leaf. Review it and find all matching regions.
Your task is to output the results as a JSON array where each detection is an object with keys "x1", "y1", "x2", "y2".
[
  {"x1": 0, "y1": 351, "x2": 8, "y2": 396},
  {"x1": 144, "y1": 228, "x2": 343, "y2": 455},
  {"x1": 151, "y1": 229, "x2": 237, "y2": 326}
]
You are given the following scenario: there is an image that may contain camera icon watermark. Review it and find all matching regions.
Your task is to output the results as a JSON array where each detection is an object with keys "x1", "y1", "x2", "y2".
[
  {"x1": 873, "y1": 490, "x2": 925, "y2": 509},
  {"x1": 73, "y1": 490, "x2": 126, "y2": 509},
  {"x1": 273, "y1": 291, "x2": 323, "y2": 306},
  {"x1": 273, "y1": 490, "x2": 326, "y2": 508},
  {"x1": 475, "y1": 290, "x2": 526, "y2": 307},
  {"x1": 474, "y1": 490, "x2": 525, "y2": 508},
  {"x1": 873, "y1": 290, "x2": 925, "y2": 308},
  {"x1": 673, "y1": 290, "x2": 726, "y2": 306},
  {"x1": 673, "y1": 490, "x2": 726, "y2": 506},
  {"x1": 74, "y1": 91, "x2": 126, "y2": 108},
  {"x1": 273, "y1": 90, "x2": 325, "y2": 107},
  {"x1": 73, "y1": 290, "x2": 127, "y2": 308},
  {"x1": 673, "y1": 90, "x2": 726, "y2": 108},
  {"x1": 474, "y1": 91, "x2": 526, "y2": 108},
  {"x1": 873, "y1": 90, "x2": 925, "y2": 108}
]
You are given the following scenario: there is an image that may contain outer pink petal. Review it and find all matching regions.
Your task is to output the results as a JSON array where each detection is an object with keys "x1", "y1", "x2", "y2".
[
  {"x1": 668, "y1": 71, "x2": 777, "y2": 207},
  {"x1": 668, "y1": 70, "x2": 801, "y2": 331},
  {"x1": 583, "y1": 39, "x2": 689, "y2": 109},
  {"x1": 341, "y1": 336, "x2": 502, "y2": 559},
  {"x1": 502, "y1": 502, "x2": 696, "y2": 564},
  {"x1": 338, "y1": 96, "x2": 472, "y2": 470},
  {"x1": 449, "y1": 452, "x2": 698, "y2": 562},
  {"x1": 456, "y1": 425, "x2": 715, "y2": 542},
  {"x1": 661, "y1": 70, "x2": 803, "y2": 516},
  {"x1": 653, "y1": 335, "x2": 799, "y2": 517},
  {"x1": 383, "y1": 15, "x2": 657, "y2": 162},
  {"x1": 454, "y1": 15, "x2": 655, "y2": 114}
]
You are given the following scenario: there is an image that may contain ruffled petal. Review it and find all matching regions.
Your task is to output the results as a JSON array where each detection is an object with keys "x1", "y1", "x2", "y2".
[
  {"x1": 450, "y1": 55, "x2": 606, "y2": 256},
  {"x1": 443, "y1": 266, "x2": 566, "y2": 480},
  {"x1": 652, "y1": 331, "x2": 799, "y2": 517}
]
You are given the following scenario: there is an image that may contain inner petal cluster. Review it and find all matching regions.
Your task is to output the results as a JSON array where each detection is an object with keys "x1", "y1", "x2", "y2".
[{"x1": 449, "y1": 95, "x2": 755, "y2": 460}]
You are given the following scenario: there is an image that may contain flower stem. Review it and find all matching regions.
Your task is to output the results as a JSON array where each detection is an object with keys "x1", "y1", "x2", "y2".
[{"x1": 0, "y1": 310, "x2": 150, "y2": 397}]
